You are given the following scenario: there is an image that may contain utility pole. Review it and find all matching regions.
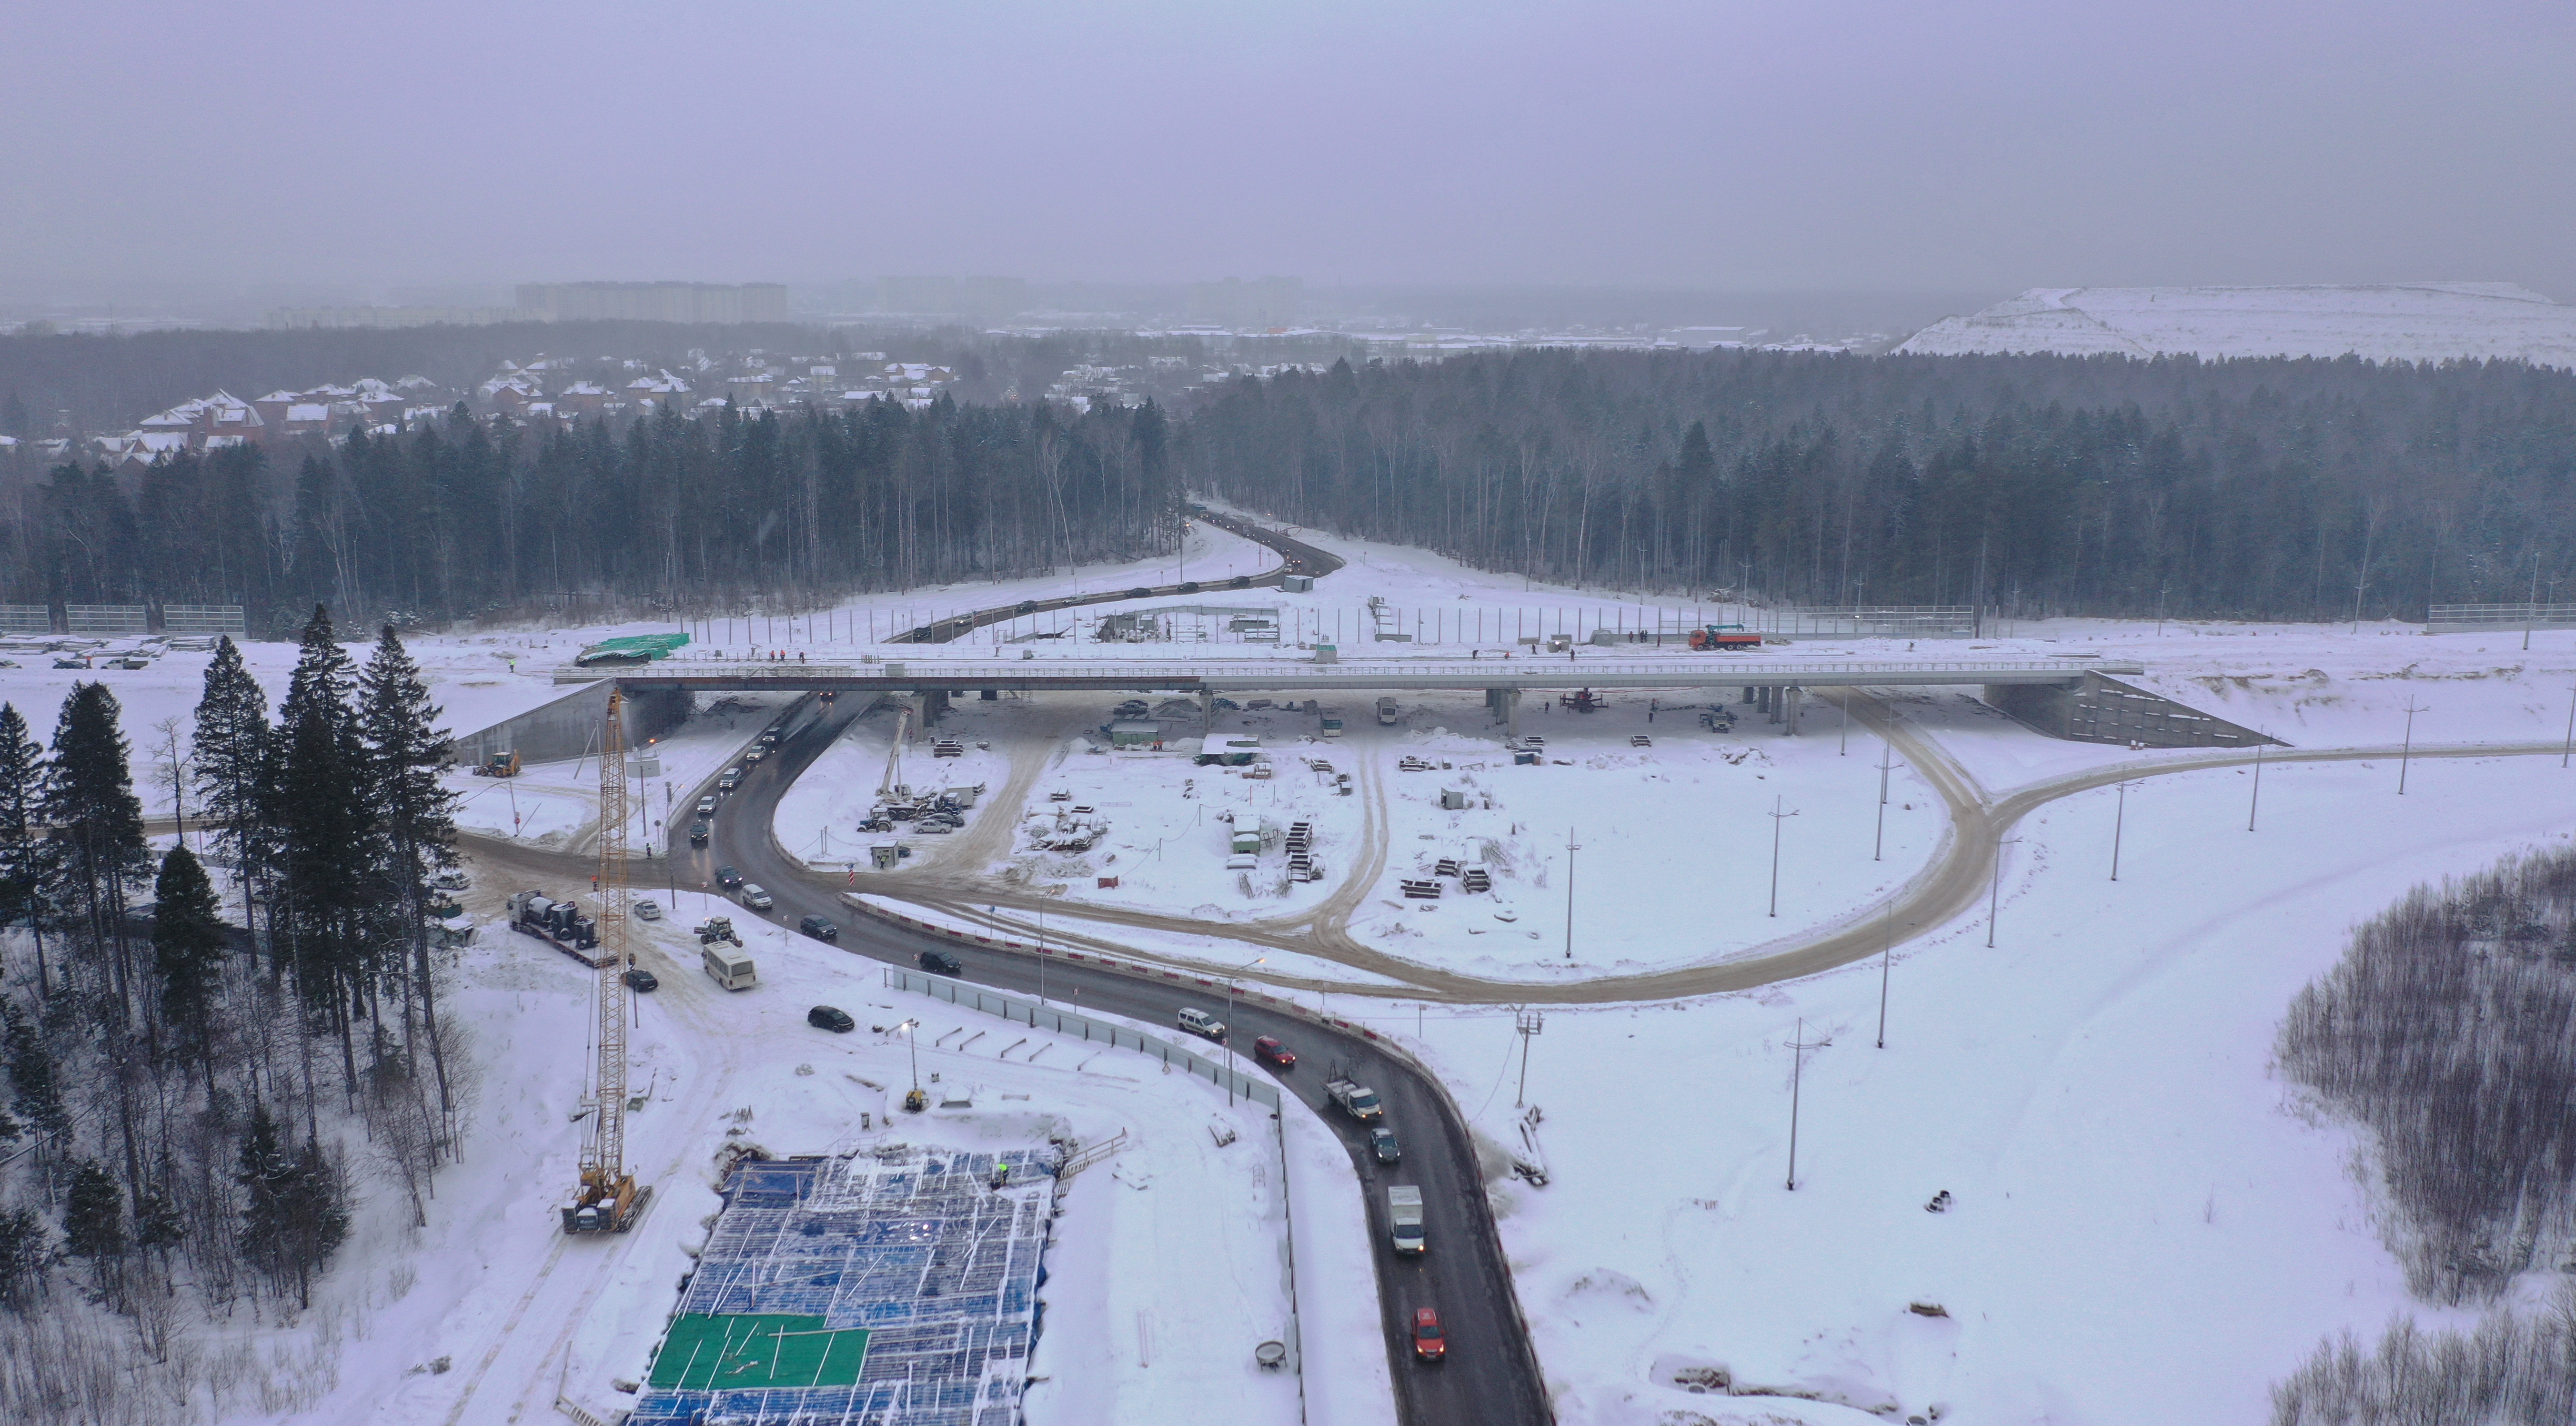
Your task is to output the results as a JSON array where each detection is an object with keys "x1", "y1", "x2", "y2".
[
  {"x1": 1838, "y1": 689, "x2": 1850, "y2": 755},
  {"x1": 2110, "y1": 780, "x2": 2129, "y2": 881},
  {"x1": 1876, "y1": 906, "x2": 1897, "y2": 1049},
  {"x1": 1562, "y1": 829, "x2": 1581, "y2": 960},
  {"x1": 2563, "y1": 683, "x2": 2576, "y2": 770},
  {"x1": 1875, "y1": 730, "x2": 1899, "y2": 862},
  {"x1": 1986, "y1": 837, "x2": 2021, "y2": 948},
  {"x1": 1514, "y1": 1009, "x2": 1543, "y2": 1107},
  {"x1": 1768, "y1": 796, "x2": 1799, "y2": 917},
  {"x1": 2248, "y1": 738, "x2": 2265, "y2": 831},
  {"x1": 2155, "y1": 587, "x2": 2168, "y2": 637},
  {"x1": 2398, "y1": 698, "x2": 2421, "y2": 795},
  {"x1": 1786, "y1": 1017, "x2": 1813, "y2": 1191}
]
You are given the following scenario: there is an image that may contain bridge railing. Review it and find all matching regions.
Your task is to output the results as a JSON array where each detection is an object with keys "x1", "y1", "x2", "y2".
[{"x1": 605, "y1": 656, "x2": 2128, "y2": 683}]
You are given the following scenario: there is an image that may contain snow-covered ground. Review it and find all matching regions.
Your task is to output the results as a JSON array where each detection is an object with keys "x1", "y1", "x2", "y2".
[
  {"x1": 1312, "y1": 752, "x2": 2576, "y2": 1423},
  {"x1": 231, "y1": 885, "x2": 1342, "y2": 1426},
  {"x1": 1895, "y1": 282, "x2": 2576, "y2": 367}
]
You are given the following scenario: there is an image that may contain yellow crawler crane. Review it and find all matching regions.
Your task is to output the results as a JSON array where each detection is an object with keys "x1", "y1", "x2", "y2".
[{"x1": 564, "y1": 687, "x2": 651, "y2": 1234}]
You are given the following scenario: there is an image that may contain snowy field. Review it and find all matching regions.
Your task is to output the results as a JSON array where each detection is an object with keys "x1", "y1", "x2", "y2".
[
  {"x1": 1895, "y1": 282, "x2": 2576, "y2": 367},
  {"x1": 1297, "y1": 751, "x2": 2576, "y2": 1423}
]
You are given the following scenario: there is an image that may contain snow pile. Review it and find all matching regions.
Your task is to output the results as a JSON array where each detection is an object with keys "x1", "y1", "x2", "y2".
[{"x1": 1896, "y1": 283, "x2": 2576, "y2": 368}]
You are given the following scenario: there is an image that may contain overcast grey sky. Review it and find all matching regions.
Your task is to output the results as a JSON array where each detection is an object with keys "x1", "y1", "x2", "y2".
[{"x1": 5, "y1": 0, "x2": 2569, "y2": 300}]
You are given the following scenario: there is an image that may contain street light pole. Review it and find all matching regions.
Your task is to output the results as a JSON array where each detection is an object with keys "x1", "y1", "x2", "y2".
[
  {"x1": 1876, "y1": 906, "x2": 1896, "y2": 1049},
  {"x1": 1786, "y1": 1017, "x2": 1810, "y2": 1191},
  {"x1": 2110, "y1": 781, "x2": 2128, "y2": 881},
  {"x1": 2398, "y1": 698, "x2": 2421, "y2": 795},
  {"x1": 898, "y1": 1019, "x2": 922, "y2": 1111},
  {"x1": 1768, "y1": 797, "x2": 1799, "y2": 917},
  {"x1": 1562, "y1": 829, "x2": 1581, "y2": 960},
  {"x1": 2248, "y1": 738, "x2": 2265, "y2": 831},
  {"x1": 1224, "y1": 957, "x2": 1264, "y2": 1106},
  {"x1": 1987, "y1": 837, "x2": 2022, "y2": 948}
]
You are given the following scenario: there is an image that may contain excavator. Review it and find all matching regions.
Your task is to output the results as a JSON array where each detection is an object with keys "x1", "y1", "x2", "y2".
[{"x1": 470, "y1": 749, "x2": 521, "y2": 778}]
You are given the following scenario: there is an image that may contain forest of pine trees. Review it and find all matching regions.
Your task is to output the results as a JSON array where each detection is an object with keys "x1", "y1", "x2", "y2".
[
  {"x1": 1183, "y1": 348, "x2": 2576, "y2": 620},
  {"x1": 0, "y1": 614, "x2": 458, "y2": 1421},
  {"x1": 5, "y1": 396, "x2": 1180, "y2": 633}
]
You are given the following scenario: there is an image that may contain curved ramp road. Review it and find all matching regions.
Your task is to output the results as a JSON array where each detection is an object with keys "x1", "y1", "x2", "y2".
[
  {"x1": 886, "y1": 510, "x2": 1345, "y2": 643},
  {"x1": 693, "y1": 698, "x2": 1552, "y2": 1426}
]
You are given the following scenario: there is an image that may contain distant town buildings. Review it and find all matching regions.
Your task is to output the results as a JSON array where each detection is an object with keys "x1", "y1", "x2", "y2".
[
  {"x1": 1188, "y1": 277, "x2": 1303, "y2": 329},
  {"x1": 514, "y1": 282, "x2": 790, "y2": 325},
  {"x1": 266, "y1": 306, "x2": 536, "y2": 329}
]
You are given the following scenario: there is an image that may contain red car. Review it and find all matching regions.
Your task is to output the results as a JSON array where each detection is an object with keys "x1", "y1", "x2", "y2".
[
  {"x1": 1252, "y1": 1035, "x2": 1296, "y2": 1068},
  {"x1": 1412, "y1": 1306, "x2": 1446, "y2": 1362}
]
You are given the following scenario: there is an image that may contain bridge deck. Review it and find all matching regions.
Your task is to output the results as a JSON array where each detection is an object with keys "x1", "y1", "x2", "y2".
[{"x1": 577, "y1": 653, "x2": 2139, "y2": 695}]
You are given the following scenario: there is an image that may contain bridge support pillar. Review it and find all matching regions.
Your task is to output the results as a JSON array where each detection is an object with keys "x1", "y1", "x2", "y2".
[
  {"x1": 1741, "y1": 686, "x2": 1755, "y2": 706},
  {"x1": 1486, "y1": 687, "x2": 1521, "y2": 738},
  {"x1": 1783, "y1": 685, "x2": 1803, "y2": 735}
]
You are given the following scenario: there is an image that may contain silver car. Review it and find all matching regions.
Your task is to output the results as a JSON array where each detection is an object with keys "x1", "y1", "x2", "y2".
[{"x1": 739, "y1": 884, "x2": 774, "y2": 912}]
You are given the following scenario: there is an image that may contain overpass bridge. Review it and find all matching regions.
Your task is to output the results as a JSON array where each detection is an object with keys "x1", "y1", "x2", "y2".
[{"x1": 552, "y1": 649, "x2": 2148, "y2": 739}]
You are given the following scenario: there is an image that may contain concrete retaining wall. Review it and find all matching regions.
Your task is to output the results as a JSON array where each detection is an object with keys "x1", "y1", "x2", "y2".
[
  {"x1": 445, "y1": 680, "x2": 692, "y2": 767},
  {"x1": 1984, "y1": 672, "x2": 2281, "y2": 748}
]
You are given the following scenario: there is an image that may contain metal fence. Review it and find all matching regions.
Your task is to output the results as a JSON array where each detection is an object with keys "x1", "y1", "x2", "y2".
[
  {"x1": 2426, "y1": 602, "x2": 2576, "y2": 634},
  {"x1": 0, "y1": 606, "x2": 49, "y2": 636},
  {"x1": 63, "y1": 605, "x2": 147, "y2": 636},
  {"x1": 161, "y1": 604, "x2": 246, "y2": 636},
  {"x1": 1756, "y1": 606, "x2": 1980, "y2": 639},
  {"x1": 883, "y1": 967, "x2": 1281, "y2": 1111}
]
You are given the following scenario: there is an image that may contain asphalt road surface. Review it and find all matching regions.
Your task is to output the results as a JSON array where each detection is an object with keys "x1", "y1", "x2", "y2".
[{"x1": 688, "y1": 693, "x2": 1553, "y2": 1426}]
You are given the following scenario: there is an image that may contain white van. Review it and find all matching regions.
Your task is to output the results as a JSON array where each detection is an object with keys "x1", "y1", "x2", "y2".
[
  {"x1": 702, "y1": 944, "x2": 757, "y2": 991},
  {"x1": 1176, "y1": 1008, "x2": 1227, "y2": 1042}
]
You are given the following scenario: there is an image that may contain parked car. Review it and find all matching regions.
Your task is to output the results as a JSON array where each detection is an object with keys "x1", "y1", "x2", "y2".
[
  {"x1": 739, "y1": 884, "x2": 774, "y2": 912},
  {"x1": 798, "y1": 914, "x2": 839, "y2": 941},
  {"x1": 1176, "y1": 1008, "x2": 1227, "y2": 1042},
  {"x1": 1369, "y1": 1126, "x2": 1401, "y2": 1163},
  {"x1": 715, "y1": 865, "x2": 744, "y2": 888},
  {"x1": 430, "y1": 869, "x2": 470, "y2": 891},
  {"x1": 918, "y1": 950, "x2": 962, "y2": 976},
  {"x1": 807, "y1": 1005, "x2": 855, "y2": 1033},
  {"x1": 689, "y1": 821, "x2": 710, "y2": 847},
  {"x1": 634, "y1": 898, "x2": 662, "y2": 921},
  {"x1": 623, "y1": 967, "x2": 659, "y2": 992},
  {"x1": 1412, "y1": 1307, "x2": 1446, "y2": 1362},
  {"x1": 695, "y1": 795, "x2": 718, "y2": 817},
  {"x1": 1252, "y1": 1035, "x2": 1296, "y2": 1068}
]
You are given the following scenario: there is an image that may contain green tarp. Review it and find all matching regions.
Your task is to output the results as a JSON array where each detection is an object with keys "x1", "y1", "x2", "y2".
[
  {"x1": 574, "y1": 633, "x2": 692, "y2": 667},
  {"x1": 647, "y1": 1313, "x2": 870, "y2": 1390}
]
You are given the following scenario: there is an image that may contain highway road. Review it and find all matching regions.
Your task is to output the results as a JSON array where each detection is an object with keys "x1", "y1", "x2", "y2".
[{"x1": 679, "y1": 692, "x2": 1552, "y2": 1426}]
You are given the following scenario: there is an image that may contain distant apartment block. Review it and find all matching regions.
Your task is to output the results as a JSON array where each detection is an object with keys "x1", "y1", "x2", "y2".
[{"x1": 515, "y1": 282, "x2": 790, "y2": 325}]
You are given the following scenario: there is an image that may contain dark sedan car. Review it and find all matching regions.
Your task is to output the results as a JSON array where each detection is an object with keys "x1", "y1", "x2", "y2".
[
  {"x1": 798, "y1": 915, "x2": 839, "y2": 942},
  {"x1": 918, "y1": 950, "x2": 962, "y2": 976},
  {"x1": 1369, "y1": 1126, "x2": 1401, "y2": 1163},
  {"x1": 715, "y1": 865, "x2": 744, "y2": 889},
  {"x1": 623, "y1": 967, "x2": 659, "y2": 992},
  {"x1": 807, "y1": 1005, "x2": 855, "y2": 1033}
]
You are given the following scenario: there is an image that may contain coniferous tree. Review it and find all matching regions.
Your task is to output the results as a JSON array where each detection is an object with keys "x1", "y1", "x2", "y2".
[
  {"x1": 270, "y1": 607, "x2": 371, "y2": 1108},
  {"x1": 0, "y1": 1207, "x2": 44, "y2": 1313},
  {"x1": 150, "y1": 846, "x2": 226, "y2": 1089},
  {"x1": 191, "y1": 636, "x2": 274, "y2": 914},
  {"x1": 358, "y1": 626, "x2": 458, "y2": 1115},
  {"x1": 40, "y1": 683, "x2": 147, "y2": 1013},
  {"x1": 0, "y1": 703, "x2": 51, "y2": 998},
  {"x1": 61, "y1": 1159, "x2": 125, "y2": 1282},
  {"x1": 0, "y1": 998, "x2": 67, "y2": 1149},
  {"x1": 236, "y1": 1104, "x2": 343, "y2": 1308}
]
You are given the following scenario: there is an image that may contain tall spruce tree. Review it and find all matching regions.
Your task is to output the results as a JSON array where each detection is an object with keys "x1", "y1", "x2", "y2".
[
  {"x1": 41, "y1": 683, "x2": 146, "y2": 1016},
  {"x1": 0, "y1": 704, "x2": 51, "y2": 998},
  {"x1": 358, "y1": 626, "x2": 458, "y2": 1115},
  {"x1": 61, "y1": 1159, "x2": 126, "y2": 1302},
  {"x1": 150, "y1": 846, "x2": 226, "y2": 1089},
  {"x1": 269, "y1": 608, "x2": 370, "y2": 1109},
  {"x1": 235, "y1": 1103, "x2": 343, "y2": 1308},
  {"x1": 191, "y1": 636, "x2": 274, "y2": 938}
]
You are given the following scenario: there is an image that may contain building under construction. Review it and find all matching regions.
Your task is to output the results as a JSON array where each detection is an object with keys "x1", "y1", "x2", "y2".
[{"x1": 629, "y1": 1146, "x2": 1057, "y2": 1425}]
